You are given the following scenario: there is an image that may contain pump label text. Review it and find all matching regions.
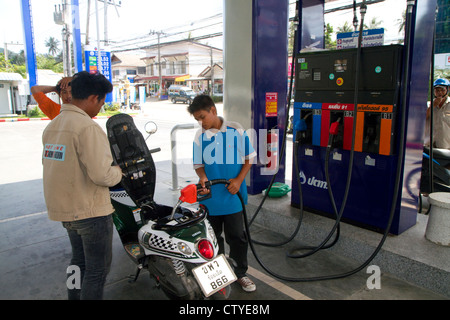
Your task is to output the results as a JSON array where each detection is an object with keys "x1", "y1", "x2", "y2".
[
  {"x1": 357, "y1": 104, "x2": 393, "y2": 112},
  {"x1": 299, "y1": 171, "x2": 328, "y2": 189}
]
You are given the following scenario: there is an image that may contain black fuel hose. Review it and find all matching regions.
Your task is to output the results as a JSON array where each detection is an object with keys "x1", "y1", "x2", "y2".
[{"x1": 285, "y1": 0, "x2": 370, "y2": 259}]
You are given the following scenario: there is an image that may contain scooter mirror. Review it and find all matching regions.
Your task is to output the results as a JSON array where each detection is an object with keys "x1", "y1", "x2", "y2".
[{"x1": 144, "y1": 121, "x2": 158, "y2": 134}]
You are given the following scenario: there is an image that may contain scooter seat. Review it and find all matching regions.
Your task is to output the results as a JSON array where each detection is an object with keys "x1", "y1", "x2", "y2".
[{"x1": 107, "y1": 114, "x2": 157, "y2": 208}]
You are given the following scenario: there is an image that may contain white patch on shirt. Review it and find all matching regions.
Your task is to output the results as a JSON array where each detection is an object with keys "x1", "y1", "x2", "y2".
[{"x1": 43, "y1": 144, "x2": 66, "y2": 161}]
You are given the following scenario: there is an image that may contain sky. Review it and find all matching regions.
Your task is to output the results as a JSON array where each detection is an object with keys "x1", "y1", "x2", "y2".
[
  {"x1": 0, "y1": 0, "x2": 407, "y2": 55},
  {"x1": 0, "y1": 0, "x2": 223, "y2": 54},
  {"x1": 325, "y1": 0, "x2": 408, "y2": 43}
]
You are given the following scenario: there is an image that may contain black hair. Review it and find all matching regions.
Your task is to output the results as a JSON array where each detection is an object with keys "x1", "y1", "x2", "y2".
[
  {"x1": 55, "y1": 82, "x2": 70, "y2": 95},
  {"x1": 187, "y1": 94, "x2": 215, "y2": 114},
  {"x1": 70, "y1": 71, "x2": 113, "y2": 101}
]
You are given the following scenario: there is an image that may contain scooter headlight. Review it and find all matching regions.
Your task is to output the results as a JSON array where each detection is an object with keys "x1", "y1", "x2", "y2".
[
  {"x1": 177, "y1": 241, "x2": 193, "y2": 255},
  {"x1": 207, "y1": 225, "x2": 216, "y2": 243}
]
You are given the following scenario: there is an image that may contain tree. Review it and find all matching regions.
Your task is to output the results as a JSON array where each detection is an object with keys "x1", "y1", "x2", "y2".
[
  {"x1": 0, "y1": 53, "x2": 26, "y2": 77},
  {"x1": 288, "y1": 21, "x2": 296, "y2": 53},
  {"x1": 396, "y1": 10, "x2": 406, "y2": 44},
  {"x1": 337, "y1": 21, "x2": 354, "y2": 33},
  {"x1": 364, "y1": 17, "x2": 384, "y2": 30},
  {"x1": 36, "y1": 53, "x2": 63, "y2": 73},
  {"x1": 45, "y1": 37, "x2": 60, "y2": 56},
  {"x1": 325, "y1": 23, "x2": 336, "y2": 49}
]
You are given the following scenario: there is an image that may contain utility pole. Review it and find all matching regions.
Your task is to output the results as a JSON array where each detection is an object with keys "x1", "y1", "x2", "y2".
[
  {"x1": 86, "y1": 0, "x2": 91, "y2": 45},
  {"x1": 150, "y1": 30, "x2": 165, "y2": 99},
  {"x1": 104, "y1": 0, "x2": 108, "y2": 45},
  {"x1": 94, "y1": 0, "x2": 102, "y2": 74},
  {"x1": 210, "y1": 47, "x2": 214, "y2": 98},
  {"x1": 97, "y1": 0, "x2": 121, "y2": 46},
  {"x1": 54, "y1": 0, "x2": 72, "y2": 76}
]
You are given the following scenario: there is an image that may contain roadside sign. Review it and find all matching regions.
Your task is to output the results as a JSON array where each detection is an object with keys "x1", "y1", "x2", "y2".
[
  {"x1": 84, "y1": 45, "x2": 112, "y2": 103},
  {"x1": 337, "y1": 28, "x2": 384, "y2": 49}
]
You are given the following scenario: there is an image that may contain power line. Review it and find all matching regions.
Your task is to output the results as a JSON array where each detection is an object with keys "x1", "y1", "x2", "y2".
[
  {"x1": 107, "y1": 13, "x2": 222, "y2": 51},
  {"x1": 111, "y1": 32, "x2": 223, "y2": 53}
]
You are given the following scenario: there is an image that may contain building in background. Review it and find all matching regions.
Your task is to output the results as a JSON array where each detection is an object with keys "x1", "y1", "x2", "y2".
[
  {"x1": 0, "y1": 72, "x2": 27, "y2": 115},
  {"x1": 434, "y1": 0, "x2": 449, "y2": 74},
  {"x1": 111, "y1": 52, "x2": 147, "y2": 106},
  {"x1": 133, "y1": 40, "x2": 222, "y2": 99}
]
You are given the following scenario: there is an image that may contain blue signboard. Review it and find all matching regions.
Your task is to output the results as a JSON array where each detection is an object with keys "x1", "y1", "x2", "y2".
[
  {"x1": 20, "y1": 0, "x2": 37, "y2": 90},
  {"x1": 71, "y1": 0, "x2": 83, "y2": 73},
  {"x1": 84, "y1": 45, "x2": 112, "y2": 103},
  {"x1": 337, "y1": 28, "x2": 384, "y2": 49}
]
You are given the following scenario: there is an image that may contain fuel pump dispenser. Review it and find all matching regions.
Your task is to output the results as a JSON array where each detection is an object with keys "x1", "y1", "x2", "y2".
[
  {"x1": 220, "y1": 0, "x2": 437, "y2": 284},
  {"x1": 292, "y1": 26, "x2": 436, "y2": 237},
  {"x1": 291, "y1": 45, "x2": 413, "y2": 235}
]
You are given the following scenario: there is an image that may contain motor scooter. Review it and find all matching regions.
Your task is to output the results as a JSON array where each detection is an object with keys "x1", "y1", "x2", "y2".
[
  {"x1": 106, "y1": 114, "x2": 236, "y2": 300},
  {"x1": 420, "y1": 146, "x2": 450, "y2": 194},
  {"x1": 405, "y1": 146, "x2": 450, "y2": 211}
]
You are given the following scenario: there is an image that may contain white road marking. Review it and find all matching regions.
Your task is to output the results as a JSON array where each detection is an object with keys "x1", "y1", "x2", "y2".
[{"x1": 247, "y1": 266, "x2": 313, "y2": 300}]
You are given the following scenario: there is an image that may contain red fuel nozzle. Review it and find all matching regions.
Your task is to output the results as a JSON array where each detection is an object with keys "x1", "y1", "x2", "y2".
[
  {"x1": 330, "y1": 118, "x2": 341, "y2": 135},
  {"x1": 179, "y1": 184, "x2": 198, "y2": 204}
]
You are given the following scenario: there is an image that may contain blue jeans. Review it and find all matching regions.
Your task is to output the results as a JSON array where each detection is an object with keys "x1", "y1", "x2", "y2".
[{"x1": 62, "y1": 214, "x2": 113, "y2": 300}]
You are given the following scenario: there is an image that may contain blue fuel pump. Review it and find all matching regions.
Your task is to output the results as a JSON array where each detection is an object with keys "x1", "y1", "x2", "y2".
[
  {"x1": 289, "y1": 1, "x2": 437, "y2": 235},
  {"x1": 222, "y1": 0, "x2": 436, "y2": 283}
]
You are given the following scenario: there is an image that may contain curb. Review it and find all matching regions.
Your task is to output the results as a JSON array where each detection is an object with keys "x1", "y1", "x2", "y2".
[
  {"x1": 0, "y1": 117, "x2": 50, "y2": 122},
  {"x1": 0, "y1": 115, "x2": 134, "y2": 123}
]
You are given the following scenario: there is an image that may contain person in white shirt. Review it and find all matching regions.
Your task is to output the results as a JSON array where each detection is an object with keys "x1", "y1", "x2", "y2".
[{"x1": 426, "y1": 78, "x2": 450, "y2": 149}]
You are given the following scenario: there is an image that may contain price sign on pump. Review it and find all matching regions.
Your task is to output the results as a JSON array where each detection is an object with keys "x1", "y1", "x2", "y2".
[{"x1": 84, "y1": 45, "x2": 112, "y2": 103}]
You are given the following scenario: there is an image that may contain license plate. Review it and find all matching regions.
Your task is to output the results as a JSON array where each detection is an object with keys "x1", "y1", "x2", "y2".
[{"x1": 192, "y1": 254, "x2": 237, "y2": 297}]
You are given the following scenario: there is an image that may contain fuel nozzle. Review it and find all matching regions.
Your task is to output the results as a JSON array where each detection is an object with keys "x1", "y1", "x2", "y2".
[
  {"x1": 330, "y1": 117, "x2": 341, "y2": 136},
  {"x1": 169, "y1": 184, "x2": 198, "y2": 220},
  {"x1": 294, "y1": 118, "x2": 308, "y2": 143},
  {"x1": 328, "y1": 117, "x2": 342, "y2": 148}
]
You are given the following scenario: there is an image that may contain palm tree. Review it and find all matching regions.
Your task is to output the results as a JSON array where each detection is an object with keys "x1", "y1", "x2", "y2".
[
  {"x1": 364, "y1": 17, "x2": 384, "y2": 30},
  {"x1": 397, "y1": 10, "x2": 406, "y2": 33},
  {"x1": 337, "y1": 21, "x2": 354, "y2": 33},
  {"x1": 45, "y1": 37, "x2": 60, "y2": 56},
  {"x1": 396, "y1": 10, "x2": 406, "y2": 44}
]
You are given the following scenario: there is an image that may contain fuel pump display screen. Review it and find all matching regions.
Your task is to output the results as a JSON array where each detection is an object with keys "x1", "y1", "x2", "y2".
[{"x1": 334, "y1": 59, "x2": 347, "y2": 72}]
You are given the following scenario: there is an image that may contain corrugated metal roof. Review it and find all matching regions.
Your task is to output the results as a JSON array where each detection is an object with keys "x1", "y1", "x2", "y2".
[
  {"x1": 0, "y1": 72, "x2": 24, "y2": 81},
  {"x1": 111, "y1": 53, "x2": 146, "y2": 67}
]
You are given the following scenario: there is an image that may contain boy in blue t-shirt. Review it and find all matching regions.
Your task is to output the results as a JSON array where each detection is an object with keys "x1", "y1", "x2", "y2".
[{"x1": 188, "y1": 95, "x2": 257, "y2": 292}]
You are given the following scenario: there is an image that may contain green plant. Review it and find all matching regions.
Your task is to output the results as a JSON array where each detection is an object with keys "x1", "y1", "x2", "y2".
[
  {"x1": 212, "y1": 95, "x2": 223, "y2": 103},
  {"x1": 27, "y1": 106, "x2": 45, "y2": 118},
  {"x1": 104, "y1": 102, "x2": 120, "y2": 112}
]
